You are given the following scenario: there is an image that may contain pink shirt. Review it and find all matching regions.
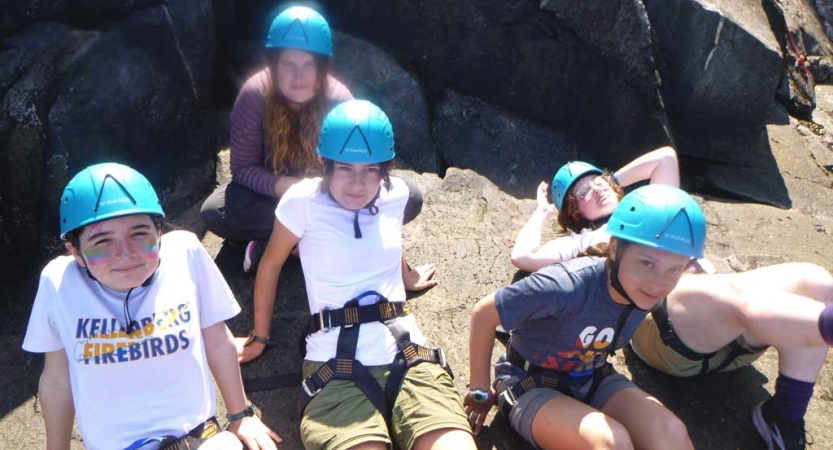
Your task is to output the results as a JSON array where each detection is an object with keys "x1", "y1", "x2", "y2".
[{"x1": 229, "y1": 68, "x2": 353, "y2": 197}]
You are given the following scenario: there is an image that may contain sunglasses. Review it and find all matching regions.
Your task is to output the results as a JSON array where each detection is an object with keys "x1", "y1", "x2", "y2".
[{"x1": 573, "y1": 176, "x2": 610, "y2": 199}]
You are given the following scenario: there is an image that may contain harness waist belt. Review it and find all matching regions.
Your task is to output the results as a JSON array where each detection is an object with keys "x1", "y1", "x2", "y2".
[
  {"x1": 297, "y1": 291, "x2": 453, "y2": 430},
  {"x1": 306, "y1": 300, "x2": 410, "y2": 335}
]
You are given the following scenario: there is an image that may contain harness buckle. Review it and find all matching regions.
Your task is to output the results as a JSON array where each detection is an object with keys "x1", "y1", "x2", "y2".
[
  {"x1": 319, "y1": 307, "x2": 332, "y2": 333},
  {"x1": 302, "y1": 378, "x2": 323, "y2": 397},
  {"x1": 436, "y1": 347, "x2": 447, "y2": 369}
]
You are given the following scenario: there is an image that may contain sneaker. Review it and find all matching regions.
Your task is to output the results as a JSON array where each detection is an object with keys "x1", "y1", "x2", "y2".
[
  {"x1": 752, "y1": 399, "x2": 809, "y2": 450},
  {"x1": 243, "y1": 240, "x2": 265, "y2": 273}
]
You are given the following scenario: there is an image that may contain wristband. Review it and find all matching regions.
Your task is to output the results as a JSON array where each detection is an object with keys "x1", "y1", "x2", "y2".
[
  {"x1": 226, "y1": 402, "x2": 255, "y2": 422},
  {"x1": 244, "y1": 330, "x2": 270, "y2": 347}
]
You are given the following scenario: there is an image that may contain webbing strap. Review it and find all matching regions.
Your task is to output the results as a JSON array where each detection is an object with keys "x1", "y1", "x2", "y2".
[
  {"x1": 298, "y1": 298, "x2": 451, "y2": 423},
  {"x1": 652, "y1": 298, "x2": 718, "y2": 362}
]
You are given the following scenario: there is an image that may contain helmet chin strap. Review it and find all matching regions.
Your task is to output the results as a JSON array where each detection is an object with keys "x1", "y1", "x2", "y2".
[
  {"x1": 608, "y1": 242, "x2": 648, "y2": 312},
  {"x1": 587, "y1": 213, "x2": 612, "y2": 230},
  {"x1": 80, "y1": 253, "x2": 160, "y2": 334},
  {"x1": 328, "y1": 187, "x2": 381, "y2": 239}
]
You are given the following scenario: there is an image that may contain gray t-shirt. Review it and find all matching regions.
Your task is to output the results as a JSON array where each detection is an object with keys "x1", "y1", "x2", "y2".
[{"x1": 495, "y1": 257, "x2": 647, "y2": 376}]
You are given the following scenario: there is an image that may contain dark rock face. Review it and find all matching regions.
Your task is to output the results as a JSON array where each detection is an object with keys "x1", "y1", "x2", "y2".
[
  {"x1": 318, "y1": 0, "x2": 671, "y2": 170},
  {"x1": 0, "y1": 0, "x2": 162, "y2": 40},
  {"x1": 331, "y1": 32, "x2": 438, "y2": 173},
  {"x1": 644, "y1": 0, "x2": 790, "y2": 207},
  {"x1": 0, "y1": 1, "x2": 220, "y2": 283},
  {"x1": 645, "y1": 0, "x2": 781, "y2": 134},
  {"x1": 432, "y1": 91, "x2": 577, "y2": 198},
  {"x1": 817, "y1": 0, "x2": 833, "y2": 37}
]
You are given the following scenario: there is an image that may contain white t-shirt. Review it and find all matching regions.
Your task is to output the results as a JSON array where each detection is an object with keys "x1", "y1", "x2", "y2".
[
  {"x1": 278, "y1": 177, "x2": 425, "y2": 366},
  {"x1": 23, "y1": 230, "x2": 240, "y2": 450},
  {"x1": 553, "y1": 225, "x2": 611, "y2": 261}
]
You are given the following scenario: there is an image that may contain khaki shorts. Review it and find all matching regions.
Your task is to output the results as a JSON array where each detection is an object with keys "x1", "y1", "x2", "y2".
[
  {"x1": 300, "y1": 360, "x2": 472, "y2": 450},
  {"x1": 631, "y1": 312, "x2": 767, "y2": 378}
]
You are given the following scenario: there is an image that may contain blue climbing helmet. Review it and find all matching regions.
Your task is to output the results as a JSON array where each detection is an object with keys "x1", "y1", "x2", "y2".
[
  {"x1": 607, "y1": 184, "x2": 706, "y2": 258},
  {"x1": 551, "y1": 161, "x2": 604, "y2": 212},
  {"x1": 265, "y1": 6, "x2": 333, "y2": 57},
  {"x1": 318, "y1": 100, "x2": 395, "y2": 164},
  {"x1": 59, "y1": 163, "x2": 165, "y2": 240}
]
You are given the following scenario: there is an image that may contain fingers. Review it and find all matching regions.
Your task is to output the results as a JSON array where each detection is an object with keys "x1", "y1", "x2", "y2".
[
  {"x1": 267, "y1": 428, "x2": 283, "y2": 444},
  {"x1": 466, "y1": 408, "x2": 487, "y2": 436},
  {"x1": 416, "y1": 264, "x2": 436, "y2": 279},
  {"x1": 244, "y1": 437, "x2": 259, "y2": 450},
  {"x1": 256, "y1": 433, "x2": 278, "y2": 450},
  {"x1": 240, "y1": 344, "x2": 265, "y2": 364},
  {"x1": 237, "y1": 420, "x2": 281, "y2": 450}
]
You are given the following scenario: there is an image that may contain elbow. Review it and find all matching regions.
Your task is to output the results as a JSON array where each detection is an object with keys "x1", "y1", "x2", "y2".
[
  {"x1": 658, "y1": 146, "x2": 678, "y2": 163},
  {"x1": 510, "y1": 253, "x2": 548, "y2": 273},
  {"x1": 509, "y1": 252, "x2": 525, "y2": 270}
]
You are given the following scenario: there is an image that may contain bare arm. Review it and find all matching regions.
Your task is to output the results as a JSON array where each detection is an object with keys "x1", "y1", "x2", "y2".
[
  {"x1": 273, "y1": 176, "x2": 301, "y2": 197},
  {"x1": 511, "y1": 182, "x2": 558, "y2": 271},
  {"x1": 237, "y1": 218, "x2": 300, "y2": 363},
  {"x1": 465, "y1": 293, "x2": 501, "y2": 435},
  {"x1": 40, "y1": 350, "x2": 74, "y2": 450},
  {"x1": 229, "y1": 73, "x2": 283, "y2": 198},
  {"x1": 612, "y1": 146, "x2": 679, "y2": 188},
  {"x1": 203, "y1": 323, "x2": 281, "y2": 449}
]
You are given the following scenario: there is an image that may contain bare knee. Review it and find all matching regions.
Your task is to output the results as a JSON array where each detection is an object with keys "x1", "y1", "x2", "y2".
[
  {"x1": 412, "y1": 428, "x2": 475, "y2": 450},
  {"x1": 802, "y1": 264, "x2": 833, "y2": 303},
  {"x1": 605, "y1": 421, "x2": 634, "y2": 450},
  {"x1": 644, "y1": 413, "x2": 691, "y2": 449},
  {"x1": 585, "y1": 417, "x2": 633, "y2": 450}
]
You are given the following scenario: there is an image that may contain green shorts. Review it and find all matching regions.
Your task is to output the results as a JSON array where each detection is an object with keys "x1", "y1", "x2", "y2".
[
  {"x1": 631, "y1": 312, "x2": 767, "y2": 377},
  {"x1": 300, "y1": 360, "x2": 472, "y2": 450}
]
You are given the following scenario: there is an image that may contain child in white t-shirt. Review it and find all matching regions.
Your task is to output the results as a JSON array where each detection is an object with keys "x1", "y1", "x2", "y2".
[
  {"x1": 244, "y1": 100, "x2": 476, "y2": 450},
  {"x1": 23, "y1": 163, "x2": 281, "y2": 450}
]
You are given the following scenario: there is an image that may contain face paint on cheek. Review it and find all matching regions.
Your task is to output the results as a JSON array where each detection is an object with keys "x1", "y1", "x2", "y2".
[
  {"x1": 83, "y1": 248, "x2": 111, "y2": 267},
  {"x1": 142, "y1": 237, "x2": 159, "y2": 257}
]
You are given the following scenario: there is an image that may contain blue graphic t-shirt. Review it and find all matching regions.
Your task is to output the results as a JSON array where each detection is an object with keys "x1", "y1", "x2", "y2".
[{"x1": 494, "y1": 257, "x2": 647, "y2": 375}]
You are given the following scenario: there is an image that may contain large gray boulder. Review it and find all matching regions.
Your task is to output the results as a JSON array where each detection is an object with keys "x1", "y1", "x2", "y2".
[
  {"x1": 318, "y1": 0, "x2": 670, "y2": 170},
  {"x1": 0, "y1": 0, "x2": 160, "y2": 40},
  {"x1": 432, "y1": 91, "x2": 577, "y2": 198},
  {"x1": 817, "y1": 0, "x2": 833, "y2": 39},
  {"x1": 644, "y1": 0, "x2": 791, "y2": 207},
  {"x1": 644, "y1": 0, "x2": 781, "y2": 134},
  {"x1": 331, "y1": 32, "x2": 438, "y2": 173},
  {"x1": 0, "y1": 1, "x2": 221, "y2": 284}
]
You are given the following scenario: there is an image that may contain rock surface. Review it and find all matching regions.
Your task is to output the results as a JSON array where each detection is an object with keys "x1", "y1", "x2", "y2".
[
  {"x1": 432, "y1": 90, "x2": 577, "y2": 198},
  {"x1": 330, "y1": 32, "x2": 439, "y2": 174},
  {"x1": 3, "y1": 99, "x2": 833, "y2": 446},
  {"x1": 0, "y1": 0, "x2": 222, "y2": 285},
  {"x1": 316, "y1": 0, "x2": 670, "y2": 171}
]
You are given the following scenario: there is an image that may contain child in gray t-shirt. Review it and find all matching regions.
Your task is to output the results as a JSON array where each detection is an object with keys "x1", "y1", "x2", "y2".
[{"x1": 466, "y1": 184, "x2": 707, "y2": 450}]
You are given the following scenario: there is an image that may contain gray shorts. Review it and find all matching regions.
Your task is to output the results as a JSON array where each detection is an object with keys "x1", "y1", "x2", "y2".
[{"x1": 495, "y1": 372, "x2": 635, "y2": 448}]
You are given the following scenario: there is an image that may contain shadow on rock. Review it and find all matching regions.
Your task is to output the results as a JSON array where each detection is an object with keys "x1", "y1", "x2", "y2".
[{"x1": 624, "y1": 346, "x2": 771, "y2": 450}]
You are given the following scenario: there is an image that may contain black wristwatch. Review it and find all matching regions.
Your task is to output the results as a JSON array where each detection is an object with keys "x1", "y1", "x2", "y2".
[
  {"x1": 226, "y1": 402, "x2": 256, "y2": 422},
  {"x1": 244, "y1": 330, "x2": 270, "y2": 347}
]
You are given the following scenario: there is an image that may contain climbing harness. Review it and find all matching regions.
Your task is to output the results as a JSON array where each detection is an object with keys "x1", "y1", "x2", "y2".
[
  {"x1": 298, "y1": 291, "x2": 453, "y2": 425},
  {"x1": 652, "y1": 298, "x2": 757, "y2": 376}
]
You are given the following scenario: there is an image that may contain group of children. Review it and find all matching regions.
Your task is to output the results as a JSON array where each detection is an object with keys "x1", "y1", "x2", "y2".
[{"x1": 22, "y1": 5, "x2": 833, "y2": 450}]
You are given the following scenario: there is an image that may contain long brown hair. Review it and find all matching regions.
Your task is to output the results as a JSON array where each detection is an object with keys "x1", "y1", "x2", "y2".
[
  {"x1": 557, "y1": 170, "x2": 624, "y2": 233},
  {"x1": 264, "y1": 50, "x2": 331, "y2": 176}
]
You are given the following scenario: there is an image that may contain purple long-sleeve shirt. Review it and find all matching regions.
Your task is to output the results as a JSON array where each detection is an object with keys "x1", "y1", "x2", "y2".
[{"x1": 229, "y1": 68, "x2": 353, "y2": 197}]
